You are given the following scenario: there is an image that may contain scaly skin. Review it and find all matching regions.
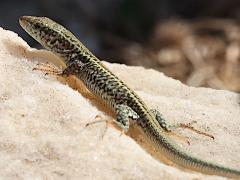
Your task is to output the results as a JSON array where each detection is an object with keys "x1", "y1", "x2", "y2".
[{"x1": 19, "y1": 16, "x2": 240, "y2": 178}]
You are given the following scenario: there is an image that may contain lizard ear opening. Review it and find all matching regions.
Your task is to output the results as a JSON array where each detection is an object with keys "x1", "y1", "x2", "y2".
[
  {"x1": 80, "y1": 55, "x2": 89, "y2": 63},
  {"x1": 62, "y1": 60, "x2": 85, "y2": 76}
]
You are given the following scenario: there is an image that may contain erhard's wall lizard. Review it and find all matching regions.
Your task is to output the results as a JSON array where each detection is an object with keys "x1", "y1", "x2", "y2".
[{"x1": 19, "y1": 16, "x2": 240, "y2": 178}]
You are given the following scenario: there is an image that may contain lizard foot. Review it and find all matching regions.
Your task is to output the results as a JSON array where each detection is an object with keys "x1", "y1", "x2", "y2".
[
  {"x1": 85, "y1": 115, "x2": 114, "y2": 139},
  {"x1": 176, "y1": 121, "x2": 215, "y2": 140},
  {"x1": 33, "y1": 62, "x2": 62, "y2": 76}
]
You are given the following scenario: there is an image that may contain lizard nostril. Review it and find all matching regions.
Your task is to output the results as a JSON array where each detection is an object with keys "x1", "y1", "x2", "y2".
[{"x1": 19, "y1": 16, "x2": 28, "y2": 23}]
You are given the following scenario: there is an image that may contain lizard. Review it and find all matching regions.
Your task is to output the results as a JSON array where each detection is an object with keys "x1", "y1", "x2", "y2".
[{"x1": 19, "y1": 16, "x2": 240, "y2": 178}]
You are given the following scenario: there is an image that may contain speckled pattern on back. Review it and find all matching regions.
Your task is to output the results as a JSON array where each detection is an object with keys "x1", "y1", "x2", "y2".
[{"x1": 19, "y1": 16, "x2": 240, "y2": 178}]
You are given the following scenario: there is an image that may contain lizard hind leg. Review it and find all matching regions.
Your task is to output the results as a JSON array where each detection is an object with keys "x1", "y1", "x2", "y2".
[
  {"x1": 85, "y1": 104, "x2": 139, "y2": 138},
  {"x1": 115, "y1": 104, "x2": 139, "y2": 133},
  {"x1": 150, "y1": 109, "x2": 214, "y2": 141}
]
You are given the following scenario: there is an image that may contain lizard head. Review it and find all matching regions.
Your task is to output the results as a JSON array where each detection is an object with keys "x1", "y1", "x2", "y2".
[
  {"x1": 20, "y1": 16, "x2": 81, "y2": 52},
  {"x1": 20, "y1": 16, "x2": 58, "y2": 47},
  {"x1": 19, "y1": 16, "x2": 96, "y2": 65}
]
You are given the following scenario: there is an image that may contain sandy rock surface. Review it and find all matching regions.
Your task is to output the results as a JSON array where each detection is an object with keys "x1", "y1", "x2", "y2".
[{"x1": 0, "y1": 27, "x2": 239, "y2": 180}]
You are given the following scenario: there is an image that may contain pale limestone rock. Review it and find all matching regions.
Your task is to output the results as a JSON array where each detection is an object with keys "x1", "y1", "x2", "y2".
[{"x1": 0, "y1": 27, "x2": 239, "y2": 180}]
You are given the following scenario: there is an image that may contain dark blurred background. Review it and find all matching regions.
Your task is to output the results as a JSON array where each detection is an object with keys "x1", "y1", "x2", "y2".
[{"x1": 1, "y1": 0, "x2": 240, "y2": 92}]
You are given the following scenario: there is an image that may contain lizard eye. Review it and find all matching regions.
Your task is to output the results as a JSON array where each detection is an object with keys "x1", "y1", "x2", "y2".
[{"x1": 34, "y1": 24, "x2": 40, "y2": 29}]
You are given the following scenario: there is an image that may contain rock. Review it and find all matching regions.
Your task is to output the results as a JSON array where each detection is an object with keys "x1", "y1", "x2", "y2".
[{"x1": 0, "y1": 27, "x2": 239, "y2": 180}]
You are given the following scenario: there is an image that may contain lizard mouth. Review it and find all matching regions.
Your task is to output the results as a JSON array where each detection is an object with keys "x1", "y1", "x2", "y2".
[
  {"x1": 19, "y1": 16, "x2": 34, "y2": 34},
  {"x1": 19, "y1": 16, "x2": 28, "y2": 22},
  {"x1": 19, "y1": 16, "x2": 31, "y2": 27}
]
